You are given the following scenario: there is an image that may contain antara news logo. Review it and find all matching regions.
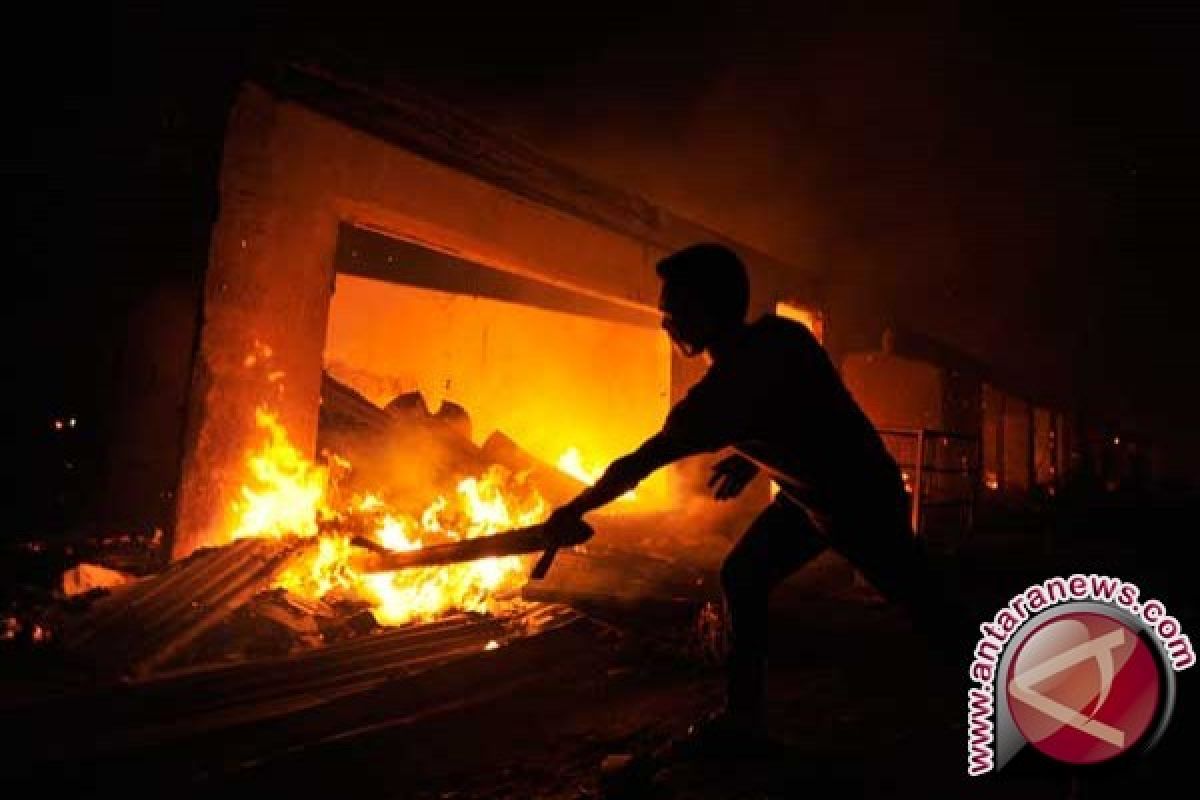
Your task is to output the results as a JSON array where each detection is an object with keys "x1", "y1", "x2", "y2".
[{"x1": 967, "y1": 574, "x2": 1194, "y2": 775}]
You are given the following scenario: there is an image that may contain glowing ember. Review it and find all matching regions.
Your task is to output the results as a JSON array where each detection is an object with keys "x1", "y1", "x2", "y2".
[{"x1": 227, "y1": 408, "x2": 547, "y2": 627}]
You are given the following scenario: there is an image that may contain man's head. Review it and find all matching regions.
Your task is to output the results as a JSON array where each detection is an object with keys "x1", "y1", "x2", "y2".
[{"x1": 656, "y1": 243, "x2": 750, "y2": 357}]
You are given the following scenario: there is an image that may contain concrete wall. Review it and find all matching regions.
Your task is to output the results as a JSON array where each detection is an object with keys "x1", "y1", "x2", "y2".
[
  {"x1": 1057, "y1": 411, "x2": 1073, "y2": 479},
  {"x1": 841, "y1": 352, "x2": 946, "y2": 431},
  {"x1": 984, "y1": 385, "x2": 1070, "y2": 496},
  {"x1": 172, "y1": 82, "x2": 819, "y2": 558},
  {"x1": 942, "y1": 369, "x2": 984, "y2": 435},
  {"x1": 1033, "y1": 406, "x2": 1056, "y2": 488},
  {"x1": 1002, "y1": 394, "x2": 1033, "y2": 492},
  {"x1": 982, "y1": 384, "x2": 1004, "y2": 491}
]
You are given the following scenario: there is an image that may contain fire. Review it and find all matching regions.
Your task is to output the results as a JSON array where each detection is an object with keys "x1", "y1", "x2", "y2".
[
  {"x1": 557, "y1": 446, "x2": 637, "y2": 502},
  {"x1": 557, "y1": 447, "x2": 598, "y2": 485},
  {"x1": 230, "y1": 408, "x2": 546, "y2": 626},
  {"x1": 230, "y1": 409, "x2": 329, "y2": 542}
]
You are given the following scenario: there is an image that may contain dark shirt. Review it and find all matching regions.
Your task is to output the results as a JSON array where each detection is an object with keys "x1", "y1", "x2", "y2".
[{"x1": 662, "y1": 314, "x2": 904, "y2": 515}]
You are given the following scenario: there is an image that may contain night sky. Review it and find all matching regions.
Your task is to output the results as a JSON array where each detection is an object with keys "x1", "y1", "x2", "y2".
[{"x1": 8, "y1": 2, "x2": 1199, "y2": 499}]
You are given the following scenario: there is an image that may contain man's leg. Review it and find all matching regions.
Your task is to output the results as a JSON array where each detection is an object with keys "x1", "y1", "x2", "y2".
[
  {"x1": 719, "y1": 499, "x2": 828, "y2": 727},
  {"x1": 831, "y1": 490, "x2": 971, "y2": 662}
]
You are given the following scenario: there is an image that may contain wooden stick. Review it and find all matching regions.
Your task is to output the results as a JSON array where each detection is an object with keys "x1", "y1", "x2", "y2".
[{"x1": 353, "y1": 518, "x2": 592, "y2": 575}]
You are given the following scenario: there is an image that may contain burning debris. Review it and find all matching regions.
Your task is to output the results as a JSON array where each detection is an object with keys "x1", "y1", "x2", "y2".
[
  {"x1": 9, "y1": 333, "x2": 720, "y2": 693},
  {"x1": 61, "y1": 563, "x2": 136, "y2": 597},
  {"x1": 31, "y1": 367, "x2": 653, "y2": 679},
  {"x1": 237, "y1": 395, "x2": 551, "y2": 627}
]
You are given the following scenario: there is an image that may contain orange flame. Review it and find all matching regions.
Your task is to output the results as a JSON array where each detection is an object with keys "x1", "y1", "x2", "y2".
[
  {"x1": 229, "y1": 408, "x2": 546, "y2": 626},
  {"x1": 229, "y1": 409, "x2": 329, "y2": 542},
  {"x1": 557, "y1": 446, "x2": 637, "y2": 502}
]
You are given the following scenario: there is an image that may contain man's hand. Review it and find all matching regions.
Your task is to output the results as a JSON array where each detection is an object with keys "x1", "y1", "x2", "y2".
[
  {"x1": 708, "y1": 454, "x2": 759, "y2": 501},
  {"x1": 532, "y1": 504, "x2": 594, "y2": 580},
  {"x1": 543, "y1": 505, "x2": 594, "y2": 547}
]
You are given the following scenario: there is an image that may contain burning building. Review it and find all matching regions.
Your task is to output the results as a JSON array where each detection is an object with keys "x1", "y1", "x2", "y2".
[
  {"x1": 842, "y1": 325, "x2": 1081, "y2": 544},
  {"x1": 76, "y1": 62, "x2": 822, "y2": 662}
]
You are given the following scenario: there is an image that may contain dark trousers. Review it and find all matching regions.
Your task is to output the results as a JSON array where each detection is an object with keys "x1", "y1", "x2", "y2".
[{"x1": 719, "y1": 492, "x2": 952, "y2": 714}]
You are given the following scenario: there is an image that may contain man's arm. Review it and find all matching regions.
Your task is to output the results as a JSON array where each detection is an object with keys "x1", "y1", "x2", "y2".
[
  {"x1": 547, "y1": 360, "x2": 739, "y2": 535},
  {"x1": 559, "y1": 433, "x2": 698, "y2": 517}
]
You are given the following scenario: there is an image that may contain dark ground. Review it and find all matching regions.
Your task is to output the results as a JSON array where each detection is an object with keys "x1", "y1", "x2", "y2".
[{"x1": 2, "y1": 490, "x2": 1197, "y2": 799}]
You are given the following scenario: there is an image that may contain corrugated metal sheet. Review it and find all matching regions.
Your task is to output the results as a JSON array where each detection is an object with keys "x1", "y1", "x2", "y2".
[
  {"x1": 11, "y1": 603, "x2": 580, "y2": 766},
  {"x1": 57, "y1": 538, "x2": 306, "y2": 678}
]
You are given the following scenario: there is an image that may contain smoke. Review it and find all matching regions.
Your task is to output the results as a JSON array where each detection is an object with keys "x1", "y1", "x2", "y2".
[
  {"x1": 444, "y1": 12, "x2": 1033, "y2": 365},
  {"x1": 409, "y1": 4, "x2": 1197, "y2": 479}
]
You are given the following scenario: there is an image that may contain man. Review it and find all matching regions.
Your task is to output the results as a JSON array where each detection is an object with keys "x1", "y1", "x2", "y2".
[{"x1": 545, "y1": 243, "x2": 953, "y2": 751}]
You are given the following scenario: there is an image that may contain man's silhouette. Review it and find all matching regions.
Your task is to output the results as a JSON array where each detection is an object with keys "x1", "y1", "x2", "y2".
[{"x1": 546, "y1": 243, "x2": 953, "y2": 751}]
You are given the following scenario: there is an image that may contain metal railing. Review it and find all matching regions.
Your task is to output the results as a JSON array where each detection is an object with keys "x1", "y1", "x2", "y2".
[{"x1": 878, "y1": 428, "x2": 981, "y2": 547}]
